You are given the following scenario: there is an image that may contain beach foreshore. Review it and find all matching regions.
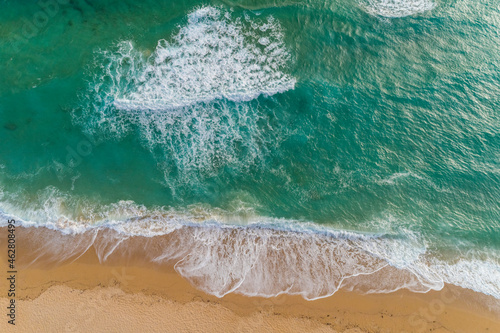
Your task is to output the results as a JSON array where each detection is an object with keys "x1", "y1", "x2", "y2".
[{"x1": 1, "y1": 226, "x2": 499, "y2": 332}]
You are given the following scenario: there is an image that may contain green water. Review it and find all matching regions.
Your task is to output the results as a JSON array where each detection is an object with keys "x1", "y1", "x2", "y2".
[{"x1": 1, "y1": 0, "x2": 500, "y2": 298}]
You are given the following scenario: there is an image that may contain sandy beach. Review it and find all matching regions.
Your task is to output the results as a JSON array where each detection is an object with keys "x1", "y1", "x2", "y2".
[{"x1": 0, "y1": 226, "x2": 499, "y2": 332}]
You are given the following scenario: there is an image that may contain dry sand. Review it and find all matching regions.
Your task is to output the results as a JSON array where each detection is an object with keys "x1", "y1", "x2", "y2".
[{"x1": 1, "y1": 226, "x2": 499, "y2": 332}]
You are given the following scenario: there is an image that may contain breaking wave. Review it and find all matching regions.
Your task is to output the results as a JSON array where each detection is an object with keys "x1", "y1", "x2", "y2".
[
  {"x1": 73, "y1": 6, "x2": 295, "y2": 186},
  {"x1": 1, "y1": 186, "x2": 499, "y2": 301},
  {"x1": 109, "y1": 6, "x2": 295, "y2": 111}
]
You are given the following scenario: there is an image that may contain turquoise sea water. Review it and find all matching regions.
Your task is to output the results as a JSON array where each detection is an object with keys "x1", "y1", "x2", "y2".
[{"x1": 1, "y1": 0, "x2": 500, "y2": 299}]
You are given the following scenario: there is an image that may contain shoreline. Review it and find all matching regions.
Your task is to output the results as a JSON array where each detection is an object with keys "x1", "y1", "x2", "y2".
[{"x1": 1, "y1": 226, "x2": 500, "y2": 332}]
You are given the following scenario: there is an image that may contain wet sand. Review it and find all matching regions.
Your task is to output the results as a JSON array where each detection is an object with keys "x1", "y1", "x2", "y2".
[{"x1": 1, "y1": 226, "x2": 499, "y2": 332}]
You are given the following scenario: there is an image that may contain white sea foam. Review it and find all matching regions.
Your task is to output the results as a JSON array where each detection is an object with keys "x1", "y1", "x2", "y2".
[
  {"x1": 74, "y1": 6, "x2": 295, "y2": 185},
  {"x1": 361, "y1": 0, "x2": 435, "y2": 18},
  {"x1": 1, "y1": 186, "x2": 499, "y2": 301}
]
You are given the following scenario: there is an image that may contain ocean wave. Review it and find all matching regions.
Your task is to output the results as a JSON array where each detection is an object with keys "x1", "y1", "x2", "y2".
[
  {"x1": 73, "y1": 6, "x2": 295, "y2": 187},
  {"x1": 108, "y1": 7, "x2": 295, "y2": 111},
  {"x1": 1, "y1": 186, "x2": 499, "y2": 301},
  {"x1": 361, "y1": 0, "x2": 435, "y2": 18}
]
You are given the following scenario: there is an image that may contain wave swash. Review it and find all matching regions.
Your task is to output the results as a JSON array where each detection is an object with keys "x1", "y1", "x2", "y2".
[{"x1": 1, "y1": 186, "x2": 500, "y2": 301}]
